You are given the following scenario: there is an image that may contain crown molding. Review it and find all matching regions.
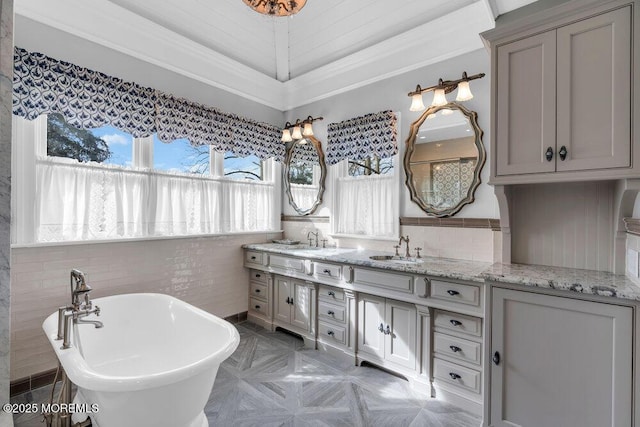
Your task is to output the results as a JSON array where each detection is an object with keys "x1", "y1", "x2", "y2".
[{"x1": 16, "y1": 0, "x2": 495, "y2": 112}]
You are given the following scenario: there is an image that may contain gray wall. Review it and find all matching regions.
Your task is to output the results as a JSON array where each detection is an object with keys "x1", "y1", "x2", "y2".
[{"x1": 283, "y1": 48, "x2": 498, "y2": 219}]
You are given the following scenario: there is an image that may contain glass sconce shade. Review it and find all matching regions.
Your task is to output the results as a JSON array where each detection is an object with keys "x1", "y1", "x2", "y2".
[
  {"x1": 281, "y1": 129, "x2": 293, "y2": 142},
  {"x1": 302, "y1": 122, "x2": 314, "y2": 136},
  {"x1": 455, "y1": 80, "x2": 474, "y2": 101},
  {"x1": 291, "y1": 125, "x2": 303, "y2": 140},
  {"x1": 410, "y1": 93, "x2": 426, "y2": 112},
  {"x1": 431, "y1": 88, "x2": 448, "y2": 107}
]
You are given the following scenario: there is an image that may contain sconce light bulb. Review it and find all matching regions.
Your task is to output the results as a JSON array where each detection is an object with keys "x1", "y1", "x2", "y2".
[
  {"x1": 456, "y1": 81, "x2": 474, "y2": 102},
  {"x1": 281, "y1": 128, "x2": 293, "y2": 142},
  {"x1": 409, "y1": 93, "x2": 426, "y2": 112},
  {"x1": 302, "y1": 122, "x2": 314, "y2": 137},
  {"x1": 431, "y1": 88, "x2": 448, "y2": 107},
  {"x1": 291, "y1": 125, "x2": 303, "y2": 140}
]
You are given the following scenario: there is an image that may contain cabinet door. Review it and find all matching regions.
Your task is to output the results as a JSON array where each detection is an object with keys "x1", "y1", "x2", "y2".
[
  {"x1": 274, "y1": 277, "x2": 292, "y2": 324},
  {"x1": 490, "y1": 288, "x2": 632, "y2": 427},
  {"x1": 357, "y1": 294, "x2": 385, "y2": 359},
  {"x1": 384, "y1": 300, "x2": 416, "y2": 370},
  {"x1": 556, "y1": 7, "x2": 631, "y2": 172},
  {"x1": 290, "y1": 282, "x2": 311, "y2": 331},
  {"x1": 496, "y1": 30, "x2": 556, "y2": 176}
]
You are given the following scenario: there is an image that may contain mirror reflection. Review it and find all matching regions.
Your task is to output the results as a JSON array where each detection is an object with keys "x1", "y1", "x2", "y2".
[
  {"x1": 404, "y1": 103, "x2": 485, "y2": 217},
  {"x1": 284, "y1": 137, "x2": 326, "y2": 215}
]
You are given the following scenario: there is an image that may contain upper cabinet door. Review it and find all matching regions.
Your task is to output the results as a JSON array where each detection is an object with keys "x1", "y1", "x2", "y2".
[
  {"x1": 496, "y1": 31, "x2": 557, "y2": 176},
  {"x1": 556, "y1": 6, "x2": 631, "y2": 172}
]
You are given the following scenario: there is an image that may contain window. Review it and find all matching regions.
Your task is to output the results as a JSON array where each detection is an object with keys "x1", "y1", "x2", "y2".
[
  {"x1": 348, "y1": 154, "x2": 394, "y2": 177},
  {"x1": 224, "y1": 152, "x2": 263, "y2": 180},
  {"x1": 47, "y1": 113, "x2": 133, "y2": 167},
  {"x1": 12, "y1": 116, "x2": 280, "y2": 244},
  {"x1": 153, "y1": 137, "x2": 209, "y2": 174}
]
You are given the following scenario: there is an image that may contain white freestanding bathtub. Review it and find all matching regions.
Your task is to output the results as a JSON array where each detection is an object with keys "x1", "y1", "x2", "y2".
[{"x1": 42, "y1": 293, "x2": 240, "y2": 427}]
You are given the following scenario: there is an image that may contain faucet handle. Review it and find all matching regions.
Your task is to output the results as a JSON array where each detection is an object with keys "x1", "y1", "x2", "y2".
[
  {"x1": 321, "y1": 239, "x2": 328, "y2": 248},
  {"x1": 393, "y1": 245, "x2": 400, "y2": 256},
  {"x1": 414, "y1": 247, "x2": 422, "y2": 258}
]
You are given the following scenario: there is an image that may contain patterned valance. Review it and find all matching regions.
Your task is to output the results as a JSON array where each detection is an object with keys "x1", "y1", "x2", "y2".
[
  {"x1": 326, "y1": 110, "x2": 397, "y2": 165},
  {"x1": 13, "y1": 47, "x2": 284, "y2": 160},
  {"x1": 13, "y1": 47, "x2": 156, "y2": 137}
]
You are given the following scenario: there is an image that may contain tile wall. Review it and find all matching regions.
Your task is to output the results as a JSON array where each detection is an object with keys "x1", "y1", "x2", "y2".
[{"x1": 10, "y1": 231, "x2": 281, "y2": 382}]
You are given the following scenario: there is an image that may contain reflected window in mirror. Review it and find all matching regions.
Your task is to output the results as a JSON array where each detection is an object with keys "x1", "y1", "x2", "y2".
[
  {"x1": 284, "y1": 136, "x2": 326, "y2": 215},
  {"x1": 348, "y1": 154, "x2": 394, "y2": 177},
  {"x1": 404, "y1": 103, "x2": 485, "y2": 217}
]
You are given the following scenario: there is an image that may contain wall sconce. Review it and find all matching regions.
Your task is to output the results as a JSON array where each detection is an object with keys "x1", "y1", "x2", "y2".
[
  {"x1": 281, "y1": 116, "x2": 323, "y2": 143},
  {"x1": 408, "y1": 71, "x2": 485, "y2": 112}
]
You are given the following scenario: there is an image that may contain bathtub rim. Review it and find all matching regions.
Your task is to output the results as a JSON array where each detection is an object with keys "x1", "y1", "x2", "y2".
[{"x1": 42, "y1": 293, "x2": 240, "y2": 392}]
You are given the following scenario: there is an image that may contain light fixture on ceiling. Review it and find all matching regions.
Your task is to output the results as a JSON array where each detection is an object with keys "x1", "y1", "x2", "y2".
[
  {"x1": 281, "y1": 116, "x2": 323, "y2": 143},
  {"x1": 242, "y1": 0, "x2": 307, "y2": 17},
  {"x1": 408, "y1": 71, "x2": 485, "y2": 112}
]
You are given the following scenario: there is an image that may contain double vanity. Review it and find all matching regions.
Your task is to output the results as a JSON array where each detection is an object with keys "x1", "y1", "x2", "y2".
[{"x1": 243, "y1": 243, "x2": 640, "y2": 427}]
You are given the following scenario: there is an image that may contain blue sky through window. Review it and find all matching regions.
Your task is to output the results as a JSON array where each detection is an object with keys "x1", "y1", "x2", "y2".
[{"x1": 90, "y1": 126, "x2": 132, "y2": 167}]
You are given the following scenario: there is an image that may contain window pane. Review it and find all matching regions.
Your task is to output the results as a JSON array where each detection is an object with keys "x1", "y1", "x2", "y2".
[
  {"x1": 46, "y1": 113, "x2": 132, "y2": 167},
  {"x1": 348, "y1": 155, "x2": 394, "y2": 177},
  {"x1": 224, "y1": 152, "x2": 262, "y2": 180},
  {"x1": 153, "y1": 136, "x2": 209, "y2": 174}
]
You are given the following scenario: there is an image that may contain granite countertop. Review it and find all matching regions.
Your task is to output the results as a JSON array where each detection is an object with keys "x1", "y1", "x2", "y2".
[{"x1": 244, "y1": 243, "x2": 640, "y2": 302}]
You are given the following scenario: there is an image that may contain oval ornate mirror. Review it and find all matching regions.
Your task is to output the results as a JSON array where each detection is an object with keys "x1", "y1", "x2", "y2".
[
  {"x1": 283, "y1": 136, "x2": 327, "y2": 215},
  {"x1": 404, "y1": 102, "x2": 486, "y2": 217}
]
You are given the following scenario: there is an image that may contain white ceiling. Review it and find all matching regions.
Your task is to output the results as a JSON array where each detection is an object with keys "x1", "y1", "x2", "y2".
[{"x1": 14, "y1": 0, "x2": 536, "y2": 110}]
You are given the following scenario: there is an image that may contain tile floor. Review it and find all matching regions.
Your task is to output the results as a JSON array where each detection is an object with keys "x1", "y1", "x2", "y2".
[{"x1": 12, "y1": 322, "x2": 481, "y2": 426}]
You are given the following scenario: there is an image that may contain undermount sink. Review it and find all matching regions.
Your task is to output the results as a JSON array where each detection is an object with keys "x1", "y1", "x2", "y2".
[{"x1": 369, "y1": 255, "x2": 423, "y2": 265}]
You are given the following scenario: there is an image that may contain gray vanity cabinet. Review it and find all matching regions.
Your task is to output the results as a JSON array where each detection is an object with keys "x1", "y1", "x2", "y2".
[
  {"x1": 489, "y1": 287, "x2": 633, "y2": 427},
  {"x1": 490, "y1": 4, "x2": 633, "y2": 183}
]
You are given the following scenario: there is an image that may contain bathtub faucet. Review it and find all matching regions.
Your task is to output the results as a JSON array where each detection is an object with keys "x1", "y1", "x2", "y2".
[{"x1": 56, "y1": 269, "x2": 103, "y2": 349}]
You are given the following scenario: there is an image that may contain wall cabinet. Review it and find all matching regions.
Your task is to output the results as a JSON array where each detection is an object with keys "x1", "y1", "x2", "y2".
[
  {"x1": 490, "y1": 287, "x2": 633, "y2": 427},
  {"x1": 357, "y1": 294, "x2": 417, "y2": 371},
  {"x1": 490, "y1": 5, "x2": 632, "y2": 183},
  {"x1": 273, "y1": 276, "x2": 315, "y2": 337}
]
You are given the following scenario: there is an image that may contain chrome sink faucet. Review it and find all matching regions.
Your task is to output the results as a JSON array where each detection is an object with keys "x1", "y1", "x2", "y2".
[
  {"x1": 399, "y1": 235, "x2": 411, "y2": 258},
  {"x1": 57, "y1": 269, "x2": 103, "y2": 349},
  {"x1": 307, "y1": 230, "x2": 319, "y2": 247}
]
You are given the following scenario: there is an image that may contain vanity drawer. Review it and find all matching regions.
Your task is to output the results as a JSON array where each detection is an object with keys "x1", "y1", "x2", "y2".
[
  {"x1": 434, "y1": 332, "x2": 481, "y2": 366},
  {"x1": 318, "y1": 301, "x2": 346, "y2": 324},
  {"x1": 250, "y1": 282, "x2": 268, "y2": 301},
  {"x1": 249, "y1": 297, "x2": 269, "y2": 316},
  {"x1": 314, "y1": 262, "x2": 342, "y2": 282},
  {"x1": 318, "y1": 321, "x2": 346, "y2": 346},
  {"x1": 430, "y1": 280, "x2": 481, "y2": 308},
  {"x1": 250, "y1": 270, "x2": 268, "y2": 283},
  {"x1": 433, "y1": 357, "x2": 481, "y2": 395},
  {"x1": 434, "y1": 310, "x2": 482, "y2": 337},
  {"x1": 269, "y1": 254, "x2": 305, "y2": 273},
  {"x1": 353, "y1": 268, "x2": 413, "y2": 293},
  {"x1": 318, "y1": 285, "x2": 346, "y2": 303},
  {"x1": 245, "y1": 251, "x2": 264, "y2": 265}
]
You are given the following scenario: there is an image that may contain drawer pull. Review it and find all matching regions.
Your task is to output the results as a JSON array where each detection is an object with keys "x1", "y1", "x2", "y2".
[
  {"x1": 255, "y1": 274, "x2": 261, "y2": 278},
  {"x1": 449, "y1": 372, "x2": 461, "y2": 380},
  {"x1": 251, "y1": 256, "x2": 256, "y2": 260},
  {"x1": 323, "y1": 269, "x2": 332, "y2": 275},
  {"x1": 255, "y1": 289, "x2": 261, "y2": 293},
  {"x1": 327, "y1": 291, "x2": 335, "y2": 297},
  {"x1": 493, "y1": 351, "x2": 501, "y2": 366},
  {"x1": 378, "y1": 323, "x2": 384, "y2": 333},
  {"x1": 254, "y1": 305, "x2": 260, "y2": 309},
  {"x1": 446, "y1": 290, "x2": 460, "y2": 296},
  {"x1": 449, "y1": 345, "x2": 462, "y2": 353},
  {"x1": 450, "y1": 319, "x2": 463, "y2": 327},
  {"x1": 327, "y1": 310, "x2": 335, "y2": 316},
  {"x1": 327, "y1": 330, "x2": 335, "y2": 336}
]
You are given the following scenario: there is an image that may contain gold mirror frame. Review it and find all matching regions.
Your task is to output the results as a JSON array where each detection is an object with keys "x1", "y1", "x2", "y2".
[
  {"x1": 404, "y1": 102, "x2": 486, "y2": 217},
  {"x1": 283, "y1": 136, "x2": 327, "y2": 216}
]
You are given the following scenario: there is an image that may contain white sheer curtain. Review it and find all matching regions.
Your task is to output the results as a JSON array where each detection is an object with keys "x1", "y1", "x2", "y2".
[
  {"x1": 150, "y1": 173, "x2": 222, "y2": 236},
  {"x1": 335, "y1": 174, "x2": 396, "y2": 236},
  {"x1": 222, "y1": 181, "x2": 275, "y2": 232},
  {"x1": 289, "y1": 183, "x2": 319, "y2": 211},
  {"x1": 36, "y1": 157, "x2": 148, "y2": 242}
]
